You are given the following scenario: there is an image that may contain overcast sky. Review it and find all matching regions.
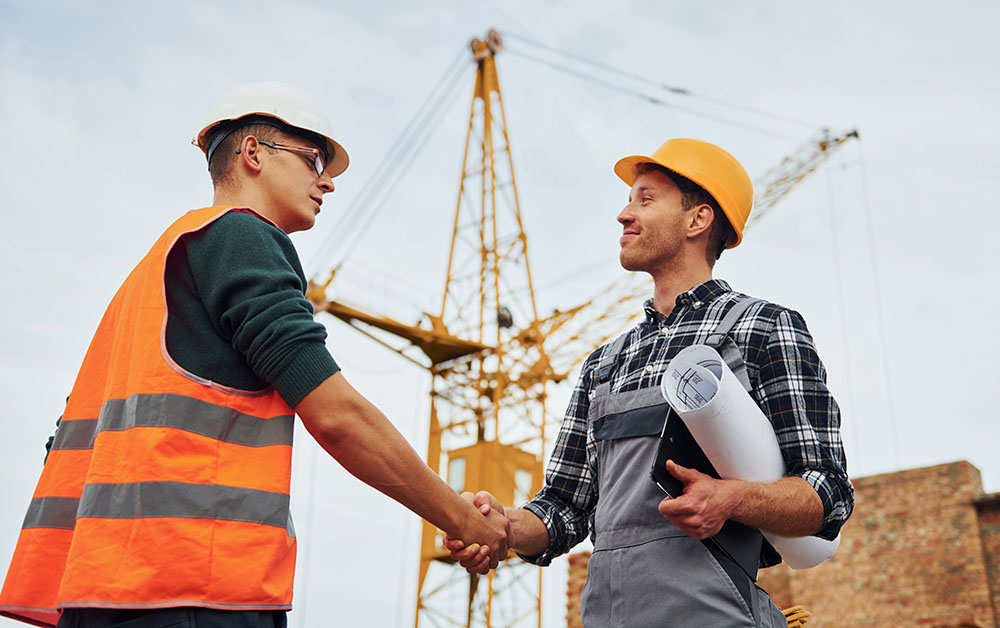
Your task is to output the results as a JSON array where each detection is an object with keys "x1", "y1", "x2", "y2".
[{"x1": 2, "y1": 1, "x2": 999, "y2": 626}]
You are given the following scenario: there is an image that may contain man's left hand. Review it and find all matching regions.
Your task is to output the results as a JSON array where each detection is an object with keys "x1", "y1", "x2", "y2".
[{"x1": 657, "y1": 459, "x2": 736, "y2": 540}]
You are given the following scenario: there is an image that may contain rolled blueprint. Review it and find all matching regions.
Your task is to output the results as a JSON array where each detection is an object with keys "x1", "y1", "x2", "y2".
[{"x1": 659, "y1": 344, "x2": 840, "y2": 570}]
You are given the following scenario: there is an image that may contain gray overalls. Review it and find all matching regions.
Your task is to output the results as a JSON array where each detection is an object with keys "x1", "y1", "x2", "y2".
[{"x1": 580, "y1": 298, "x2": 787, "y2": 627}]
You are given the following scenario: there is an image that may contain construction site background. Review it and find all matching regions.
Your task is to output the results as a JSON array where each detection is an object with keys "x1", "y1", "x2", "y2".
[{"x1": 565, "y1": 461, "x2": 1000, "y2": 628}]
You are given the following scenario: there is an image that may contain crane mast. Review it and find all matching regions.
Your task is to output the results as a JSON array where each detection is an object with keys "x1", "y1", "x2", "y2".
[{"x1": 413, "y1": 29, "x2": 547, "y2": 628}]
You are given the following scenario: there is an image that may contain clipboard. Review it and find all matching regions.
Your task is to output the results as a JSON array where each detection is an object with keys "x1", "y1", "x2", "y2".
[
  {"x1": 649, "y1": 412, "x2": 763, "y2": 581},
  {"x1": 649, "y1": 411, "x2": 721, "y2": 496}
]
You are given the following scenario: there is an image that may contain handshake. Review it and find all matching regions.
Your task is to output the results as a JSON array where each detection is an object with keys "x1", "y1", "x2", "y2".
[{"x1": 444, "y1": 491, "x2": 516, "y2": 575}]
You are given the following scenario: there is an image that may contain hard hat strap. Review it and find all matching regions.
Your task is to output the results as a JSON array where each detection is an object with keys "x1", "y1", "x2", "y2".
[{"x1": 204, "y1": 115, "x2": 312, "y2": 165}]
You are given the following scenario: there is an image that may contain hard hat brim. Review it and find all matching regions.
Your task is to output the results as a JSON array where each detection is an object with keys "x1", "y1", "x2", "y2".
[{"x1": 613, "y1": 154, "x2": 656, "y2": 188}]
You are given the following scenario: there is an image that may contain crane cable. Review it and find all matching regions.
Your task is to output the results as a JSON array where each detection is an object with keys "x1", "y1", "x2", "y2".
[
  {"x1": 822, "y1": 139, "x2": 899, "y2": 472},
  {"x1": 504, "y1": 47, "x2": 798, "y2": 142},
  {"x1": 306, "y1": 47, "x2": 472, "y2": 276},
  {"x1": 855, "y1": 138, "x2": 901, "y2": 468},
  {"x1": 307, "y1": 48, "x2": 467, "y2": 273},
  {"x1": 824, "y1": 154, "x2": 861, "y2": 469},
  {"x1": 503, "y1": 32, "x2": 821, "y2": 128},
  {"x1": 502, "y1": 32, "x2": 819, "y2": 140}
]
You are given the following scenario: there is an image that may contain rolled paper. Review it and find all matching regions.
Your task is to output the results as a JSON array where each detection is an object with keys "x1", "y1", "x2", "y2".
[{"x1": 660, "y1": 344, "x2": 840, "y2": 569}]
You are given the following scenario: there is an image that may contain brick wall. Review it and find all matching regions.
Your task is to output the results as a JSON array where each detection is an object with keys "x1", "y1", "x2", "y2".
[
  {"x1": 565, "y1": 461, "x2": 999, "y2": 627},
  {"x1": 565, "y1": 552, "x2": 588, "y2": 628},
  {"x1": 976, "y1": 494, "x2": 1000, "y2": 623}
]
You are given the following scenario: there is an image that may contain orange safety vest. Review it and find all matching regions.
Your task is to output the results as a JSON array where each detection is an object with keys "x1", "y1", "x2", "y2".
[{"x1": 0, "y1": 207, "x2": 297, "y2": 627}]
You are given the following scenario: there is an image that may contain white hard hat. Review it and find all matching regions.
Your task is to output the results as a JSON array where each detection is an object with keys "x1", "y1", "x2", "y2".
[{"x1": 194, "y1": 81, "x2": 349, "y2": 177}]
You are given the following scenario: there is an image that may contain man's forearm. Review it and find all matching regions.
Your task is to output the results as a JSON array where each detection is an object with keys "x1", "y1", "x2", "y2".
[
  {"x1": 295, "y1": 373, "x2": 491, "y2": 542},
  {"x1": 727, "y1": 476, "x2": 824, "y2": 537}
]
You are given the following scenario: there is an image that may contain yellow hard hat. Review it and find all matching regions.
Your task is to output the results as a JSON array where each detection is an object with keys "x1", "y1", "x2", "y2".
[
  {"x1": 194, "y1": 82, "x2": 349, "y2": 177},
  {"x1": 614, "y1": 138, "x2": 753, "y2": 248}
]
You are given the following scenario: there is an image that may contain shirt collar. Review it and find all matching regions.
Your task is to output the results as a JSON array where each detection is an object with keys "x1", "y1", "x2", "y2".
[{"x1": 642, "y1": 278, "x2": 733, "y2": 325}]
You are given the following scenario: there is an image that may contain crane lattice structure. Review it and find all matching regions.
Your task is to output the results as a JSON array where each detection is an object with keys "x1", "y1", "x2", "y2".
[
  {"x1": 306, "y1": 28, "x2": 858, "y2": 628},
  {"x1": 312, "y1": 30, "x2": 551, "y2": 627}
]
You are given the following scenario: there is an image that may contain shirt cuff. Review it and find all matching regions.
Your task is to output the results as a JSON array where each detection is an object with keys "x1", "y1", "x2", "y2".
[
  {"x1": 271, "y1": 342, "x2": 340, "y2": 408},
  {"x1": 799, "y1": 468, "x2": 852, "y2": 540},
  {"x1": 516, "y1": 500, "x2": 564, "y2": 567}
]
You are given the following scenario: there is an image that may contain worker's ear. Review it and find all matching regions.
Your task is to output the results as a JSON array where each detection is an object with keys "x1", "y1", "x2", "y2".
[
  {"x1": 235, "y1": 136, "x2": 265, "y2": 175},
  {"x1": 686, "y1": 203, "x2": 714, "y2": 239}
]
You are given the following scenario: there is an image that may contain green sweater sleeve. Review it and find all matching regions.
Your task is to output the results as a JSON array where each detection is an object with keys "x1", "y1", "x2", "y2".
[{"x1": 165, "y1": 209, "x2": 339, "y2": 407}]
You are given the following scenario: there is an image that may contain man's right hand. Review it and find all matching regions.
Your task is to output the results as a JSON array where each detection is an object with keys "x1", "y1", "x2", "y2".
[{"x1": 446, "y1": 491, "x2": 510, "y2": 574}]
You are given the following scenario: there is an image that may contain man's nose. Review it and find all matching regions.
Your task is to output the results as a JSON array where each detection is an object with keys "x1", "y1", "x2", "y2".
[
  {"x1": 317, "y1": 174, "x2": 335, "y2": 194},
  {"x1": 617, "y1": 203, "x2": 634, "y2": 225}
]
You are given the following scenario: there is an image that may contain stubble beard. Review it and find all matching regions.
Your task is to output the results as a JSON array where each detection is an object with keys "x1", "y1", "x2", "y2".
[
  {"x1": 619, "y1": 236, "x2": 659, "y2": 273},
  {"x1": 619, "y1": 249, "x2": 641, "y2": 272},
  {"x1": 619, "y1": 236, "x2": 681, "y2": 277}
]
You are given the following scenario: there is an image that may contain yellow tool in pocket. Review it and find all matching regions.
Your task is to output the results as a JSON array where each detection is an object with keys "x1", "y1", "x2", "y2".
[{"x1": 782, "y1": 605, "x2": 812, "y2": 627}]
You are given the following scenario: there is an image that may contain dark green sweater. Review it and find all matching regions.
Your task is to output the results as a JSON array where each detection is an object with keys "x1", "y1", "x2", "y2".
[{"x1": 164, "y1": 209, "x2": 339, "y2": 407}]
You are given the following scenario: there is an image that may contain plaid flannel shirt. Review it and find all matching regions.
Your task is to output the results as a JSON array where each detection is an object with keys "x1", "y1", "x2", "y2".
[{"x1": 521, "y1": 279, "x2": 853, "y2": 566}]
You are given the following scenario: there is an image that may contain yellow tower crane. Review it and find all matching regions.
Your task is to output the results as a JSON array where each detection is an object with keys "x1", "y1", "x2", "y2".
[
  {"x1": 306, "y1": 28, "x2": 858, "y2": 628},
  {"x1": 312, "y1": 29, "x2": 551, "y2": 627}
]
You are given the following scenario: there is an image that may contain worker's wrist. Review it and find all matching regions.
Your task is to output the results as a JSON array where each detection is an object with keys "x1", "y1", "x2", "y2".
[
  {"x1": 508, "y1": 508, "x2": 548, "y2": 556},
  {"x1": 449, "y1": 493, "x2": 483, "y2": 540},
  {"x1": 719, "y1": 479, "x2": 753, "y2": 522}
]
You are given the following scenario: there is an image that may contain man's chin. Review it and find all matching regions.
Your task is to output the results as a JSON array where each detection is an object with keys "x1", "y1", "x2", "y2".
[{"x1": 619, "y1": 253, "x2": 641, "y2": 272}]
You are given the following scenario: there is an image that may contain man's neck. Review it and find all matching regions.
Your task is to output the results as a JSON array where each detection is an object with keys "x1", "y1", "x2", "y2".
[
  {"x1": 649, "y1": 262, "x2": 713, "y2": 317},
  {"x1": 213, "y1": 187, "x2": 269, "y2": 222},
  {"x1": 214, "y1": 188, "x2": 250, "y2": 209}
]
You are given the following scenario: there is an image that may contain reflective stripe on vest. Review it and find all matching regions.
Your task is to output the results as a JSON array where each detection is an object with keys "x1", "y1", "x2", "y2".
[
  {"x1": 24, "y1": 481, "x2": 292, "y2": 531},
  {"x1": 0, "y1": 207, "x2": 298, "y2": 626},
  {"x1": 49, "y1": 393, "x2": 294, "y2": 452},
  {"x1": 22, "y1": 497, "x2": 79, "y2": 530}
]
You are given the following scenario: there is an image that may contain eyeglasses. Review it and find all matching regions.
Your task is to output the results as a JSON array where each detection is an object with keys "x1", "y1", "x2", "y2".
[
  {"x1": 259, "y1": 139, "x2": 327, "y2": 175},
  {"x1": 238, "y1": 139, "x2": 326, "y2": 176}
]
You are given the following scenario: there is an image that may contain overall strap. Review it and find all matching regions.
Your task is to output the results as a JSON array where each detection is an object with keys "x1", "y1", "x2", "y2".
[
  {"x1": 702, "y1": 296, "x2": 770, "y2": 584},
  {"x1": 596, "y1": 331, "x2": 631, "y2": 386},
  {"x1": 704, "y1": 297, "x2": 764, "y2": 392}
]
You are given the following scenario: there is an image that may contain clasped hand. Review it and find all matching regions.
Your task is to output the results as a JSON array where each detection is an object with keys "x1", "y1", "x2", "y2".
[
  {"x1": 657, "y1": 459, "x2": 737, "y2": 539},
  {"x1": 445, "y1": 491, "x2": 510, "y2": 574}
]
